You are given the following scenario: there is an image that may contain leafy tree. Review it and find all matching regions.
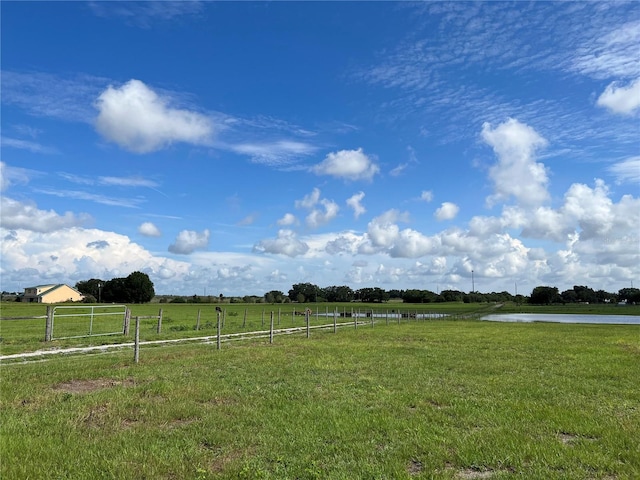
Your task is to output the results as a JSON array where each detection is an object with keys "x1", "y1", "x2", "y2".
[
  {"x1": 264, "y1": 290, "x2": 284, "y2": 303},
  {"x1": 618, "y1": 288, "x2": 640, "y2": 304},
  {"x1": 288, "y1": 283, "x2": 320, "y2": 302},
  {"x1": 561, "y1": 289, "x2": 579, "y2": 303},
  {"x1": 440, "y1": 289, "x2": 464, "y2": 302},
  {"x1": 75, "y1": 278, "x2": 105, "y2": 300},
  {"x1": 102, "y1": 277, "x2": 129, "y2": 303},
  {"x1": 529, "y1": 286, "x2": 560, "y2": 305},
  {"x1": 126, "y1": 271, "x2": 155, "y2": 303}
]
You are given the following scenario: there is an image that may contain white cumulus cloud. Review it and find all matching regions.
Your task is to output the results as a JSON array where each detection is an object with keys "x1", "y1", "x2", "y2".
[
  {"x1": 138, "y1": 222, "x2": 162, "y2": 237},
  {"x1": 312, "y1": 148, "x2": 379, "y2": 181},
  {"x1": 253, "y1": 229, "x2": 309, "y2": 257},
  {"x1": 95, "y1": 79, "x2": 214, "y2": 153},
  {"x1": 435, "y1": 202, "x2": 460, "y2": 221},
  {"x1": 597, "y1": 78, "x2": 640, "y2": 115},
  {"x1": 1, "y1": 197, "x2": 90, "y2": 232},
  {"x1": 277, "y1": 213, "x2": 298, "y2": 226},
  {"x1": 482, "y1": 118, "x2": 549, "y2": 207},
  {"x1": 168, "y1": 229, "x2": 210, "y2": 254},
  {"x1": 306, "y1": 199, "x2": 339, "y2": 228},
  {"x1": 346, "y1": 191, "x2": 366, "y2": 219}
]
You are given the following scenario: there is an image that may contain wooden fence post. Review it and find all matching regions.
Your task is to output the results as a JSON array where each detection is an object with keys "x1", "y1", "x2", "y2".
[
  {"x1": 217, "y1": 312, "x2": 221, "y2": 350},
  {"x1": 45, "y1": 305, "x2": 53, "y2": 341},
  {"x1": 333, "y1": 308, "x2": 337, "y2": 333},
  {"x1": 243, "y1": 308, "x2": 247, "y2": 328},
  {"x1": 262, "y1": 309, "x2": 265, "y2": 328},
  {"x1": 196, "y1": 309, "x2": 201, "y2": 330},
  {"x1": 134, "y1": 316, "x2": 140, "y2": 364},
  {"x1": 270, "y1": 312, "x2": 274, "y2": 344},
  {"x1": 278, "y1": 308, "x2": 281, "y2": 326},
  {"x1": 157, "y1": 312, "x2": 162, "y2": 334},
  {"x1": 123, "y1": 308, "x2": 131, "y2": 335},
  {"x1": 306, "y1": 309, "x2": 310, "y2": 338}
]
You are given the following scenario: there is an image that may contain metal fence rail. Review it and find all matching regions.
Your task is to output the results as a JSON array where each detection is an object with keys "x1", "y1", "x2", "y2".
[{"x1": 51, "y1": 305, "x2": 128, "y2": 340}]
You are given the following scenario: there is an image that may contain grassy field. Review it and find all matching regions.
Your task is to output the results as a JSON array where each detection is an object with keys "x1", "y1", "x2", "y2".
[
  {"x1": 0, "y1": 301, "x2": 496, "y2": 356},
  {"x1": 1, "y1": 319, "x2": 639, "y2": 479}
]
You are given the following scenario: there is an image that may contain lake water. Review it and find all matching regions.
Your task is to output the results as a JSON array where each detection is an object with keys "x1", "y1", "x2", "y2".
[{"x1": 481, "y1": 313, "x2": 640, "y2": 325}]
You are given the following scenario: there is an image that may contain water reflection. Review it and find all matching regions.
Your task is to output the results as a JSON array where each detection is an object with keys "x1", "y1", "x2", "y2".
[{"x1": 481, "y1": 313, "x2": 640, "y2": 325}]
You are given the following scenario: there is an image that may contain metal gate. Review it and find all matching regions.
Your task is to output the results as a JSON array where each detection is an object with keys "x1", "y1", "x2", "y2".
[{"x1": 51, "y1": 305, "x2": 128, "y2": 340}]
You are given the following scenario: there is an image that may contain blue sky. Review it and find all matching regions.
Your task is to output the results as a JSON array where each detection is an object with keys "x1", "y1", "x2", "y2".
[{"x1": 1, "y1": 1, "x2": 639, "y2": 297}]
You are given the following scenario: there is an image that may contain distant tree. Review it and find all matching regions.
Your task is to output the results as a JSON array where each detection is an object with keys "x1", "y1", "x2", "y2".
[
  {"x1": 573, "y1": 285, "x2": 597, "y2": 303},
  {"x1": 126, "y1": 271, "x2": 155, "y2": 303},
  {"x1": 75, "y1": 278, "x2": 105, "y2": 299},
  {"x1": 265, "y1": 290, "x2": 284, "y2": 303},
  {"x1": 561, "y1": 289, "x2": 579, "y2": 303},
  {"x1": 289, "y1": 283, "x2": 319, "y2": 302},
  {"x1": 618, "y1": 288, "x2": 640, "y2": 304},
  {"x1": 102, "y1": 277, "x2": 129, "y2": 303},
  {"x1": 530, "y1": 286, "x2": 560, "y2": 305},
  {"x1": 440, "y1": 289, "x2": 464, "y2": 302}
]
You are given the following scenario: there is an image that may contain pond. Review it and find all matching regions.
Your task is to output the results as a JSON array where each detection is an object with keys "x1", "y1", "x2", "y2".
[{"x1": 481, "y1": 313, "x2": 640, "y2": 325}]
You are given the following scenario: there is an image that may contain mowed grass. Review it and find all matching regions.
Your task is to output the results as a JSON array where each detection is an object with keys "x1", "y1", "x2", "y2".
[
  {"x1": 0, "y1": 302, "x2": 490, "y2": 356},
  {"x1": 1, "y1": 321, "x2": 638, "y2": 479}
]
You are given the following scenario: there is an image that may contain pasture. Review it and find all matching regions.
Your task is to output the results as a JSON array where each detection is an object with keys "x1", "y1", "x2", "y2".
[
  {"x1": 1, "y1": 304, "x2": 638, "y2": 479},
  {"x1": 0, "y1": 301, "x2": 491, "y2": 356}
]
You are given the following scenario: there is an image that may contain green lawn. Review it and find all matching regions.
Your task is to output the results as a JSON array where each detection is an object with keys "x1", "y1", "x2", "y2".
[
  {"x1": 0, "y1": 302, "x2": 492, "y2": 356},
  {"x1": 1, "y1": 320, "x2": 638, "y2": 479}
]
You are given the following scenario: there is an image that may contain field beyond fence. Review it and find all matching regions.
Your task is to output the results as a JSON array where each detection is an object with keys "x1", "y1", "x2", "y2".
[
  {"x1": 1, "y1": 315, "x2": 638, "y2": 479},
  {"x1": 0, "y1": 301, "x2": 496, "y2": 358}
]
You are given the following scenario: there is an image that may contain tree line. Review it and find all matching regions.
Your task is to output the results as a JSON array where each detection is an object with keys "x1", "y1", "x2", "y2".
[{"x1": 70, "y1": 275, "x2": 638, "y2": 306}]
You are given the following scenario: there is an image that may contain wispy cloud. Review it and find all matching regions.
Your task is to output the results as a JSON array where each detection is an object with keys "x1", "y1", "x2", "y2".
[
  {"x1": 354, "y1": 2, "x2": 640, "y2": 154},
  {"x1": 1, "y1": 71, "x2": 109, "y2": 122},
  {"x1": 1, "y1": 137, "x2": 58, "y2": 154},
  {"x1": 608, "y1": 156, "x2": 640, "y2": 184},
  {"x1": 88, "y1": 1, "x2": 204, "y2": 28},
  {"x1": 226, "y1": 140, "x2": 318, "y2": 166},
  {"x1": 58, "y1": 172, "x2": 160, "y2": 188},
  {"x1": 34, "y1": 188, "x2": 146, "y2": 208}
]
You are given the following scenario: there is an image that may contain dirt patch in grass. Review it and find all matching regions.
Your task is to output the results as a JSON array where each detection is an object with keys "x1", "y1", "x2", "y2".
[
  {"x1": 407, "y1": 459, "x2": 423, "y2": 476},
  {"x1": 53, "y1": 378, "x2": 135, "y2": 394},
  {"x1": 456, "y1": 469, "x2": 496, "y2": 479}
]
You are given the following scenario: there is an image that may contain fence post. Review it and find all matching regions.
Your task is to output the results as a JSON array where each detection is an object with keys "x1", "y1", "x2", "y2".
[
  {"x1": 371, "y1": 310, "x2": 374, "y2": 328},
  {"x1": 45, "y1": 305, "x2": 53, "y2": 341},
  {"x1": 262, "y1": 309, "x2": 265, "y2": 328},
  {"x1": 134, "y1": 316, "x2": 140, "y2": 364},
  {"x1": 157, "y1": 312, "x2": 162, "y2": 334},
  {"x1": 196, "y1": 309, "x2": 201, "y2": 331},
  {"x1": 386, "y1": 310, "x2": 389, "y2": 326},
  {"x1": 270, "y1": 312, "x2": 274, "y2": 344},
  {"x1": 333, "y1": 308, "x2": 337, "y2": 333},
  {"x1": 354, "y1": 311, "x2": 358, "y2": 330},
  {"x1": 306, "y1": 309, "x2": 310, "y2": 338},
  {"x1": 217, "y1": 312, "x2": 221, "y2": 350},
  {"x1": 278, "y1": 308, "x2": 281, "y2": 326},
  {"x1": 243, "y1": 308, "x2": 247, "y2": 328},
  {"x1": 123, "y1": 308, "x2": 131, "y2": 335}
]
